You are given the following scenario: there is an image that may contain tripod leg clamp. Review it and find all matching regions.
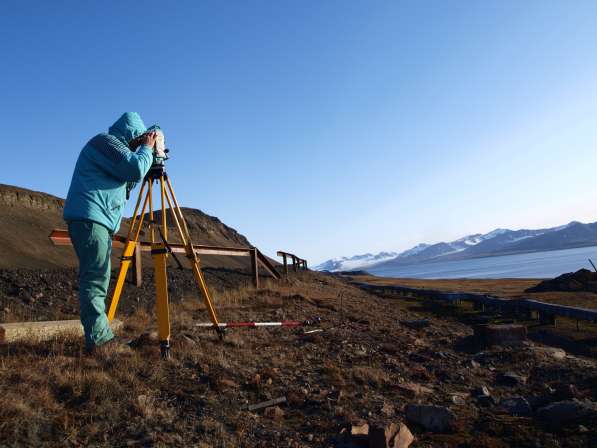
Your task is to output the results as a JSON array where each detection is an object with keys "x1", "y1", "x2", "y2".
[{"x1": 151, "y1": 248, "x2": 169, "y2": 255}]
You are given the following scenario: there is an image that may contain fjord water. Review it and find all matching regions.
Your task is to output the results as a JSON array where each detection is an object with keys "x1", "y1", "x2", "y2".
[{"x1": 369, "y1": 246, "x2": 597, "y2": 279}]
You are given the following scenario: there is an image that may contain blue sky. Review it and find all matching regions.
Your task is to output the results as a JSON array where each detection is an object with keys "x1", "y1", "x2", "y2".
[{"x1": 2, "y1": 1, "x2": 597, "y2": 265}]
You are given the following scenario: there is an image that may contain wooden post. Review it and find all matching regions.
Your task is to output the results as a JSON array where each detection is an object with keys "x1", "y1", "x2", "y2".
[
  {"x1": 292, "y1": 256, "x2": 297, "y2": 272},
  {"x1": 250, "y1": 248, "x2": 259, "y2": 288},
  {"x1": 134, "y1": 245, "x2": 142, "y2": 287},
  {"x1": 539, "y1": 312, "x2": 556, "y2": 326},
  {"x1": 128, "y1": 245, "x2": 143, "y2": 287},
  {"x1": 304, "y1": 260, "x2": 308, "y2": 270},
  {"x1": 283, "y1": 254, "x2": 288, "y2": 276}
]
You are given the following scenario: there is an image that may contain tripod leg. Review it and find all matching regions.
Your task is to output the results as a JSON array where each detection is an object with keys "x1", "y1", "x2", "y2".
[
  {"x1": 191, "y1": 261, "x2": 220, "y2": 326},
  {"x1": 154, "y1": 176, "x2": 171, "y2": 357},
  {"x1": 153, "y1": 243, "x2": 171, "y2": 357},
  {"x1": 164, "y1": 178, "x2": 221, "y2": 329},
  {"x1": 107, "y1": 180, "x2": 151, "y2": 321},
  {"x1": 107, "y1": 241, "x2": 138, "y2": 321}
]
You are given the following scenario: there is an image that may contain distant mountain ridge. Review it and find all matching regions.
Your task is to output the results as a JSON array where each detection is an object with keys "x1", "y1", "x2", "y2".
[
  {"x1": 314, "y1": 251, "x2": 399, "y2": 272},
  {"x1": 314, "y1": 221, "x2": 597, "y2": 272}
]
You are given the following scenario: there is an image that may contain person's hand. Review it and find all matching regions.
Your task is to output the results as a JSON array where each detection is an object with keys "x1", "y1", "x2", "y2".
[{"x1": 140, "y1": 131, "x2": 158, "y2": 149}]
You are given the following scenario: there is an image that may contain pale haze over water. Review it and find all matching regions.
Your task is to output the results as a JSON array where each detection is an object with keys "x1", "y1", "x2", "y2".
[{"x1": 369, "y1": 246, "x2": 597, "y2": 279}]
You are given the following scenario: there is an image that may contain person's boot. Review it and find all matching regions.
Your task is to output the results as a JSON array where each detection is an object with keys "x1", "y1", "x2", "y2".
[{"x1": 85, "y1": 336, "x2": 133, "y2": 358}]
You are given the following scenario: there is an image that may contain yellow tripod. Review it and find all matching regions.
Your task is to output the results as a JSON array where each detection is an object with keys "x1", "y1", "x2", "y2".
[{"x1": 107, "y1": 163, "x2": 221, "y2": 357}]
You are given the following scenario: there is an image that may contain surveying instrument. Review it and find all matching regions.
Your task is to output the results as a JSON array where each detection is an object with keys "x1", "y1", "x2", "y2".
[{"x1": 106, "y1": 130, "x2": 222, "y2": 358}]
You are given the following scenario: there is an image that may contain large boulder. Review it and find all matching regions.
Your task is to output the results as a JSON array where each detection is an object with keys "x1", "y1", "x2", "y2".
[
  {"x1": 473, "y1": 324, "x2": 527, "y2": 347},
  {"x1": 537, "y1": 399, "x2": 597, "y2": 427},
  {"x1": 405, "y1": 404, "x2": 455, "y2": 433},
  {"x1": 500, "y1": 397, "x2": 532, "y2": 417}
]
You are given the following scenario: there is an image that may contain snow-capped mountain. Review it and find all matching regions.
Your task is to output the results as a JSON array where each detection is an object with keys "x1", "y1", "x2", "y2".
[
  {"x1": 314, "y1": 221, "x2": 594, "y2": 272},
  {"x1": 314, "y1": 251, "x2": 398, "y2": 272}
]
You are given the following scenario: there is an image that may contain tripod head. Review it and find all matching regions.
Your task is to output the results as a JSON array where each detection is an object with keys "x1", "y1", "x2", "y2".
[{"x1": 135, "y1": 127, "x2": 170, "y2": 179}]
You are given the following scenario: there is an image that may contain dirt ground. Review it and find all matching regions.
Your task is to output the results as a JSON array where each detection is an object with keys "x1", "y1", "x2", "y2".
[{"x1": 0, "y1": 269, "x2": 596, "y2": 447}]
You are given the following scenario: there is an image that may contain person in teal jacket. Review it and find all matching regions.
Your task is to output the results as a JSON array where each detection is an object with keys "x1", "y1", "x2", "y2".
[{"x1": 64, "y1": 112, "x2": 157, "y2": 352}]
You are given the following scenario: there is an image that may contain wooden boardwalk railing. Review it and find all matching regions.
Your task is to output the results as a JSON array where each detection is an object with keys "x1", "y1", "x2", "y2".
[
  {"x1": 276, "y1": 251, "x2": 308, "y2": 275},
  {"x1": 352, "y1": 281, "x2": 597, "y2": 324},
  {"x1": 49, "y1": 229, "x2": 281, "y2": 287}
]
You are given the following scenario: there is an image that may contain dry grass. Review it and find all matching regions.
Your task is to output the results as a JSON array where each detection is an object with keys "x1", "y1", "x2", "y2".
[
  {"x1": 352, "y1": 274, "x2": 597, "y2": 309},
  {"x1": 351, "y1": 366, "x2": 391, "y2": 388},
  {"x1": 0, "y1": 272, "x2": 352, "y2": 446},
  {"x1": 2, "y1": 271, "x2": 594, "y2": 447}
]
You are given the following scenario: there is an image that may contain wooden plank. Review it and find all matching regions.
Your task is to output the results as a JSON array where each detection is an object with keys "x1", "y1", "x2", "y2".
[
  {"x1": 248, "y1": 396, "x2": 286, "y2": 411},
  {"x1": 277, "y1": 251, "x2": 294, "y2": 257},
  {"x1": 50, "y1": 229, "x2": 251, "y2": 256},
  {"x1": 256, "y1": 249, "x2": 281, "y2": 279},
  {"x1": 0, "y1": 319, "x2": 123, "y2": 344}
]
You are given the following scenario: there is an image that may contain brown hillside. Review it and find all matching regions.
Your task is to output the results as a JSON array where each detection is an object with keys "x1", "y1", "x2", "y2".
[{"x1": 0, "y1": 184, "x2": 254, "y2": 270}]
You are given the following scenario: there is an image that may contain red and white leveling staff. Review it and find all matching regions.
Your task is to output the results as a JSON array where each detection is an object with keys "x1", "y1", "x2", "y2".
[{"x1": 195, "y1": 318, "x2": 321, "y2": 329}]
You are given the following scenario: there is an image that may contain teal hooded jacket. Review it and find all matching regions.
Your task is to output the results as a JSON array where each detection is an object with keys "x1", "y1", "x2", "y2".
[{"x1": 64, "y1": 112, "x2": 154, "y2": 233}]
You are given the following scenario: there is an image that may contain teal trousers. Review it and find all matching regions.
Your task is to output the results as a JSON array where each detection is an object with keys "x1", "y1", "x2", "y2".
[{"x1": 68, "y1": 221, "x2": 115, "y2": 348}]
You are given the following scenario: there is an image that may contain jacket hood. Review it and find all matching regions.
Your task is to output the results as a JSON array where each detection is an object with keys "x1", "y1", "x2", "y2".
[{"x1": 108, "y1": 112, "x2": 147, "y2": 144}]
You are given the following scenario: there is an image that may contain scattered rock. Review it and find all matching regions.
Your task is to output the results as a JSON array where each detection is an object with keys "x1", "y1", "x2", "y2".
[
  {"x1": 405, "y1": 404, "x2": 455, "y2": 433},
  {"x1": 473, "y1": 386, "x2": 491, "y2": 398},
  {"x1": 477, "y1": 395, "x2": 495, "y2": 407},
  {"x1": 264, "y1": 406, "x2": 284, "y2": 421},
  {"x1": 472, "y1": 386, "x2": 495, "y2": 407},
  {"x1": 400, "y1": 319, "x2": 431, "y2": 330},
  {"x1": 537, "y1": 400, "x2": 597, "y2": 426},
  {"x1": 392, "y1": 423, "x2": 414, "y2": 448},
  {"x1": 474, "y1": 324, "x2": 527, "y2": 347},
  {"x1": 369, "y1": 423, "x2": 398, "y2": 448},
  {"x1": 551, "y1": 383, "x2": 580, "y2": 401},
  {"x1": 350, "y1": 422, "x2": 369, "y2": 436},
  {"x1": 450, "y1": 393, "x2": 467, "y2": 406},
  {"x1": 369, "y1": 422, "x2": 414, "y2": 448},
  {"x1": 496, "y1": 371, "x2": 527, "y2": 387},
  {"x1": 500, "y1": 397, "x2": 532, "y2": 417},
  {"x1": 532, "y1": 346, "x2": 566, "y2": 361},
  {"x1": 137, "y1": 394, "x2": 150, "y2": 407},
  {"x1": 20, "y1": 290, "x2": 34, "y2": 304},
  {"x1": 380, "y1": 402, "x2": 395, "y2": 417},
  {"x1": 216, "y1": 378, "x2": 239, "y2": 390},
  {"x1": 396, "y1": 382, "x2": 433, "y2": 398},
  {"x1": 468, "y1": 360, "x2": 481, "y2": 369}
]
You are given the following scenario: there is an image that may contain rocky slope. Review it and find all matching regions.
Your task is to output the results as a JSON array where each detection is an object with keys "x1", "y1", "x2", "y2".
[{"x1": 0, "y1": 184, "x2": 254, "y2": 270}]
